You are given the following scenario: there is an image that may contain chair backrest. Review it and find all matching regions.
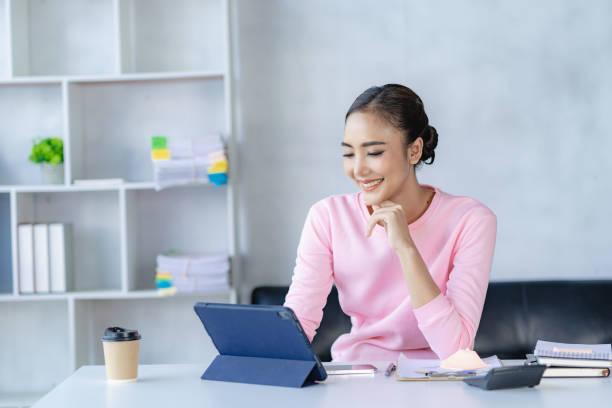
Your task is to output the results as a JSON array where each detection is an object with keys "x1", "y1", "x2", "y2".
[
  {"x1": 252, "y1": 280, "x2": 612, "y2": 361},
  {"x1": 251, "y1": 285, "x2": 351, "y2": 362},
  {"x1": 474, "y1": 280, "x2": 612, "y2": 358}
]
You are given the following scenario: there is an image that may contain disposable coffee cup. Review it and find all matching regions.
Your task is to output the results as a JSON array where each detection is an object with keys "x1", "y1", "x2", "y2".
[{"x1": 101, "y1": 327, "x2": 141, "y2": 381}]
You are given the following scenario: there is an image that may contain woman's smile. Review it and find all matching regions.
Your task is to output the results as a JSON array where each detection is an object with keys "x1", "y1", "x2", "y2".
[{"x1": 360, "y1": 178, "x2": 384, "y2": 191}]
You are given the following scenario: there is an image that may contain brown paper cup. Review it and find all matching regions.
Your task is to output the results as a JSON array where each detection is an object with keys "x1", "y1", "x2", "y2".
[{"x1": 102, "y1": 339, "x2": 140, "y2": 381}]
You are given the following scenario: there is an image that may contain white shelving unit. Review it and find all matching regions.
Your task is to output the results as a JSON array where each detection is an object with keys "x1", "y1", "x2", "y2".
[{"x1": 0, "y1": 0, "x2": 238, "y2": 405}]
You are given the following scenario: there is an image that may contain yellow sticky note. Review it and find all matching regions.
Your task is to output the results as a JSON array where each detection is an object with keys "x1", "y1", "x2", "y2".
[
  {"x1": 151, "y1": 148, "x2": 170, "y2": 161},
  {"x1": 208, "y1": 160, "x2": 228, "y2": 173},
  {"x1": 158, "y1": 287, "x2": 177, "y2": 296}
]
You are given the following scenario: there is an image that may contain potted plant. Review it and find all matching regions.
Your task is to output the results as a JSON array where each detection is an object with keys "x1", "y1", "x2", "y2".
[{"x1": 29, "y1": 137, "x2": 64, "y2": 184}]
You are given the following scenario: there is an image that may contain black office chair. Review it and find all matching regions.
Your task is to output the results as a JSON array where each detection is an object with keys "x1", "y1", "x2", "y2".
[{"x1": 251, "y1": 285, "x2": 351, "y2": 362}]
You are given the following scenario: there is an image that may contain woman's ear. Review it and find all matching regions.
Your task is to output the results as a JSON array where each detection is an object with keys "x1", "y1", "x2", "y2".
[{"x1": 408, "y1": 137, "x2": 423, "y2": 165}]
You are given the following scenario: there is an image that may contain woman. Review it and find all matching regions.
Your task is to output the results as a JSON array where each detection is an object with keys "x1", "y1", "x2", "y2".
[{"x1": 284, "y1": 84, "x2": 497, "y2": 362}]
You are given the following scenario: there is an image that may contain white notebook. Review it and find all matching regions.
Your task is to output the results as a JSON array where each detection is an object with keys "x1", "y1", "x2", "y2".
[
  {"x1": 49, "y1": 223, "x2": 73, "y2": 292},
  {"x1": 33, "y1": 224, "x2": 50, "y2": 293},
  {"x1": 18, "y1": 224, "x2": 35, "y2": 294}
]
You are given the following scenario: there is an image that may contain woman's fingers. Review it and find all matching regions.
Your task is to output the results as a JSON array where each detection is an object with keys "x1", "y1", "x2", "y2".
[
  {"x1": 365, "y1": 212, "x2": 387, "y2": 237},
  {"x1": 365, "y1": 205, "x2": 405, "y2": 237}
]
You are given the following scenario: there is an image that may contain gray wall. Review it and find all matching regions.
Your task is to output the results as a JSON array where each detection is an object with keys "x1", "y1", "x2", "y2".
[{"x1": 231, "y1": 0, "x2": 612, "y2": 301}]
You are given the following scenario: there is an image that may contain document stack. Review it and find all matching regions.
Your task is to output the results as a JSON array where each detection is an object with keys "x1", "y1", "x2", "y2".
[
  {"x1": 526, "y1": 340, "x2": 612, "y2": 377},
  {"x1": 150, "y1": 135, "x2": 228, "y2": 190},
  {"x1": 18, "y1": 223, "x2": 73, "y2": 294},
  {"x1": 155, "y1": 253, "x2": 230, "y2": 294}
]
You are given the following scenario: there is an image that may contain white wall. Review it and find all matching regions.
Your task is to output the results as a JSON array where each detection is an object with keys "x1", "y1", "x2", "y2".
[{"x1": 232, "y1": 0, "x2": 612, "y2": 300}]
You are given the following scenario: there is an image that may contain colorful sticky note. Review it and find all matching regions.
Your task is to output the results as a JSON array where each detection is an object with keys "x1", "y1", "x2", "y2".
[
  {"x1": 208, "y1": 173, "x2": 227, "y2": 186},
  {"x1": 156, "y1": 271, "x2": 172, "y2": 279},
  {"x1": 151, "y1": 136, "x2": 167, "y2": 150},
  {"x1": 158, "y1": 287, "x2": 177, "y2": 296},
  {"x1": 151, "y1": 148, "x2": 170, "y2": 161},
  {"x1": 207, "y1": 160, "x2": 228, "y2": 173},
  {"x1": 156, "y1": 280, "x2": 173, "y2": 289}
]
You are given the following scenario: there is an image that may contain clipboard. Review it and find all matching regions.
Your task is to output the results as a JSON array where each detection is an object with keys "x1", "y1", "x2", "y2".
[
  {"x1": 395, "y1": 354, "x2": 502, "y2": 381},
  {"x1": 194, "y1": 302, "x2": 327, "y2": 388}
]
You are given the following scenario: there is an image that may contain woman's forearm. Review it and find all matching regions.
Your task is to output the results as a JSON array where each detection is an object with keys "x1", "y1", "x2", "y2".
[{"x1": 396, "y1": 245, "x2": 441, "y2": 308}]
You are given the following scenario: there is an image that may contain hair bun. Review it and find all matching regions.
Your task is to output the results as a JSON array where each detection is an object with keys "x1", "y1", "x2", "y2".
[{"x1": 421, "y1": 125, "x2": 438, "y2": 165}]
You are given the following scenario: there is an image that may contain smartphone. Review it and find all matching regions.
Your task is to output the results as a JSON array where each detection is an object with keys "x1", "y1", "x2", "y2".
[{"x1": 324, "y1": 364, "x2": 378, "y2": 375}]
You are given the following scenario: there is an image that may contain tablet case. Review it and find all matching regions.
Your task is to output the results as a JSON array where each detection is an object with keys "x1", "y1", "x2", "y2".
[{"x1": 194, "y1": 302, "x2": 327, "y2": 388}]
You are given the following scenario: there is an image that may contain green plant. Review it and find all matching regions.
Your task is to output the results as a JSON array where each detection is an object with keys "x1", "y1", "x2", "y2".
[{"x1": 29, "y1": 137, "x2": 64, "y2": 166}]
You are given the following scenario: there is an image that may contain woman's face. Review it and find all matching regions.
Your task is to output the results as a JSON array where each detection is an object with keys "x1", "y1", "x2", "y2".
[{"x1": 343, "y1": 111, "x2": 417, "y2": 206}]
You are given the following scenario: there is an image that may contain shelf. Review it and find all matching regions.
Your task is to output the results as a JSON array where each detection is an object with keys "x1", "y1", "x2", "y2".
[
  {"x1": 0, "y1": 0, "x2": 236, "y2": 398},
  {"x1": 10, "y1": 0, "x2": 117, "y2": 76},
  {"x1": 0, "y1": 193, "x2": 11, "y2": 294},
  {"x1": 125, "y1": 186, "x2": 229, "y2": 290},
  {"x1": 0, "y1": 181, "x2": 227, "y2": 193},
  {"x1": 0, "y1": 288, "x2": 235, "y2": 302},
  {"x1": 17, "y1": 190, "x2": 122, "y2": 292},
  {"x1": 119, "y1": 0, "x2": 225, "y2": 73},
  {"x1": 66, "y1": 70, "x2": 224, "y2": 84},
  {"x1": 0, "y1": 77, "x2": 63, "y2": 86},
  {"x1": 0, "y1": 0, "x2": 7, "y2": 78},
  {"x1": 68, "y1": 78, "x2": 225, "y2": 182},
  {"x1": 0, "y1": 83, "x2": 63, "y2": 185},
  {"x1": 0, "y1": 70, "x2": 224, "y2": 86},
  {"x1": 0, "y1": 300, "x2": 71, "y2": 394}
]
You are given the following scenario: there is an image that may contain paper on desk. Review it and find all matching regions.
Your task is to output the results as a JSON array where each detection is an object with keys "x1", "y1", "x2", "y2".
[
  {"x1": 396, "y1": 353, "x2": 501, "y2": 381},
  {"x1": 440, "y1": 349, "x2": 491, "y2": 370}
]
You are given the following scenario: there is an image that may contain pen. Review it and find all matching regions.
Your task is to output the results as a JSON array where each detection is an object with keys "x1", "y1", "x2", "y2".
[
  {"x1": 384, "y1": 362, "x2": 397, "y2": 377},
  {"x1": 423, "y1": 370, "x2": 478, "y2": 378}
]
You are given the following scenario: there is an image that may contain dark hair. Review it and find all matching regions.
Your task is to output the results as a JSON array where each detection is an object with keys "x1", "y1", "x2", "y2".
[{"x1": 345, "y1": 84, "x2": 438, "y2": 165}]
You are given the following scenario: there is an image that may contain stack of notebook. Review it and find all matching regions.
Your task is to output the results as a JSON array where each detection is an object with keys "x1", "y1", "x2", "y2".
[
  {"x1": 526, "y1": 340, "x2": 611, "y2": 378},
  {"x1": 155, "y1": 253, "x2": 230, "y2": 293}
]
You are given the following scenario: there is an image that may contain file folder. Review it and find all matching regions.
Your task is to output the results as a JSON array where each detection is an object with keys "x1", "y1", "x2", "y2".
[{"x1": 194, "y1": 303, "x2": 327, "y2": 388}]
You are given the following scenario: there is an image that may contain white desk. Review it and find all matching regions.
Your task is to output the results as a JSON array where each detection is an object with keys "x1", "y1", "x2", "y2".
[{"x1": 33, "y1": 363, "x2": 611, "y2": 408}]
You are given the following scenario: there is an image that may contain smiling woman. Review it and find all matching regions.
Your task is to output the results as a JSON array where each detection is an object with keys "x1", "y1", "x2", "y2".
[{"x1": 284, "y1": 84, "x2": 498, "y2": 362}]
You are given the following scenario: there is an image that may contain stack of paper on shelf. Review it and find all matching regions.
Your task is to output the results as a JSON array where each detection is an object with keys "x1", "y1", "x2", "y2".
[
  {"x1": 155, "y1": 253, "x2": 230, "y2": 293},
  {"x1": 527, "y1": 340, "x2": 611, "y2": 378},
  {"x1": 18, "y1": 222, "x2": 73, "y2": 294},
  {"x1": 150, "y1": 135, "x2": 228, "y2": 190}
]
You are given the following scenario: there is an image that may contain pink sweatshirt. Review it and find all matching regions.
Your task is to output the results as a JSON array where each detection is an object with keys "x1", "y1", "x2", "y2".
[{"x1": 284, "y1": 185, "x2": 497, "y2": 362}]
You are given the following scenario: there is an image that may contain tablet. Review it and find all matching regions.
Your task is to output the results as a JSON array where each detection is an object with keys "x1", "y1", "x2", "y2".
[{"x1": 194, "y1": 302, "x2": 327, "y2": 387}]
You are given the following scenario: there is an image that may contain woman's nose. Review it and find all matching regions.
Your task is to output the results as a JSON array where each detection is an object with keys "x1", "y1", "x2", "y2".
[{"x1": 354, "y1": 155, "x2": 369, "y2": 178}]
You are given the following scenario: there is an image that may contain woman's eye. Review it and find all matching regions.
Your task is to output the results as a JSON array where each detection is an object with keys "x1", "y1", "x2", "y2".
[
  {"x1": 343, "y1": 153, "x2": 354, "y2": 158},
  {"x1": 368, "y1": 151, "x2": 384, "y2": 156}
]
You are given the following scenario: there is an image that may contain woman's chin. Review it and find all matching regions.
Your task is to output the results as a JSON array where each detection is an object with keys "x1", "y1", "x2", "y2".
[{"x1": 363, "y1": 192, "x2": 384, "y2": 207}]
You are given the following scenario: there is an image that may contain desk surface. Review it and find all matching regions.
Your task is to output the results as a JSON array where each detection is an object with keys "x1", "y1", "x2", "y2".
[{"x1": 33, "y1": 362, "x2": 611, "y2": 408}]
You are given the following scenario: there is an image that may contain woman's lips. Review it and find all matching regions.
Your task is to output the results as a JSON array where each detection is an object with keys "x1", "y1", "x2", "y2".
[{"x1": 360, "y1": 178, "x2": 383, "y2": 191}]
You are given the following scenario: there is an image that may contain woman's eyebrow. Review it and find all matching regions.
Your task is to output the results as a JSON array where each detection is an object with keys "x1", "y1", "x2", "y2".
[{"x1": 341, "y1": 141, "x2": 387, "y2": 148}]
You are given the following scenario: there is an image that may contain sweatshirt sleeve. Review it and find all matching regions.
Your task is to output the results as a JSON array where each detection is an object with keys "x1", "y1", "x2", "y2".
[
  {"x1": 283, "y1": 201, "x2": 334, "y2": 342},
  {"x1": 412, "y1": 209, "x2": 497, "y2": 359}
]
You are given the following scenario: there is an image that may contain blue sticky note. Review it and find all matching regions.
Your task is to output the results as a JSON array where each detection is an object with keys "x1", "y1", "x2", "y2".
[{"x1": 208, "y1": 173, "x2": 227, "y2": 186}]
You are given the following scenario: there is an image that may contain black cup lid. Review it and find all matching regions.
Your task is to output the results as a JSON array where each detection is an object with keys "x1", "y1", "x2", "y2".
[{"x1": 102, "y1": 327, "x2": 141, "y2": 341}]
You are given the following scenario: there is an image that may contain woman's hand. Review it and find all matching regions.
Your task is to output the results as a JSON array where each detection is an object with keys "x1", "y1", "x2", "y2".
[{"x1": 365, "y1": 200, "x2": 415, "y2": 252}]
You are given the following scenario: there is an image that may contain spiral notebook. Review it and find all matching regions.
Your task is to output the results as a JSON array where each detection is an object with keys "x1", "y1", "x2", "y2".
[{"x1": 534, "y1": 340, "x2": 612, "y2": 368}]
